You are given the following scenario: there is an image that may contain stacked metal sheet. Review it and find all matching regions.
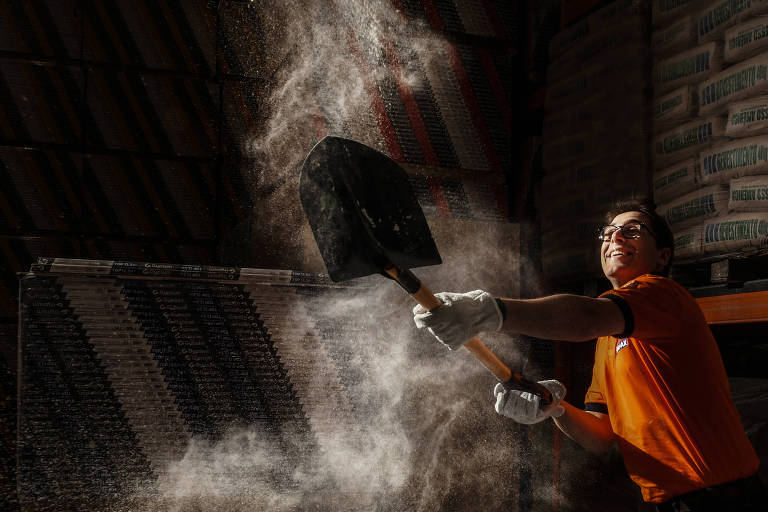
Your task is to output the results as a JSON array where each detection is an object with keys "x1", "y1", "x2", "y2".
[{"x1": 17, "y1": 258, "x2": 372, "y2": 509}]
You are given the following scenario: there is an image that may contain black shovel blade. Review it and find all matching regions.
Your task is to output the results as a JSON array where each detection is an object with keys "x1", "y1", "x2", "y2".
[{"x1": 300, "y1": 136, "x2": 441, "y2": 282}]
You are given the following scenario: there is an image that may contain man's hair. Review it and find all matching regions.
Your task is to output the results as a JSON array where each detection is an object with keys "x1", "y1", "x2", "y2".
[{"x1": 605, "y1": 200, "x2": 675, "y2": 277}]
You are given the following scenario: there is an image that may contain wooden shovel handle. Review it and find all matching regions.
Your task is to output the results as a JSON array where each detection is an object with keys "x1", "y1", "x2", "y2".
[{"x1": 385, "y1": 267, "x2": 552, "y2": 404}]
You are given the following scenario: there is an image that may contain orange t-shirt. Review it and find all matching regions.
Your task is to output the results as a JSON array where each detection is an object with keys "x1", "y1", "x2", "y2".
[{"x1": 585, "y1": 274, "x2": 759, "y2": 503}]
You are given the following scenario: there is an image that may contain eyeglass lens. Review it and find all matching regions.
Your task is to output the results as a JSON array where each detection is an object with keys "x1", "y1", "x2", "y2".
[{"x1": 599, "y1": 223, "x2": 642, "y2": 241}]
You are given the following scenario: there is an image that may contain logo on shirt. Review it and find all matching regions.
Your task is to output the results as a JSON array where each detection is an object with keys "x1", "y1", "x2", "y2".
[{"x1": 616, "y1": 338, "x2": 629, "y2": 354}]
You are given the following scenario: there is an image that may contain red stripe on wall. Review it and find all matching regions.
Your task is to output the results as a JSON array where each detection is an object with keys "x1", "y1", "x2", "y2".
[
  {"x1": 382, "y1": 39, "x2": 439, "y2": 166},
  {"x1": 444, "y1": 42, "x2": 502, "y2": 172},
  {"x1": 420, "y1": 0, "x2": 445, "y2": 31},
  {"x1": 480, "y1": 0, "x2": 507, "y2": 39},
  {"x1": 427, "y1": 176, "x2": 450, "y2": 218},
  {"x1": 345, "y1": 32, "x2": 403, "y2": 161},
  {"x1": 311, "y1": 109, "x2": 328, "y2": 140},
  {"x1": 477, "y1": 48, "x2": 512, "y2": 134}
]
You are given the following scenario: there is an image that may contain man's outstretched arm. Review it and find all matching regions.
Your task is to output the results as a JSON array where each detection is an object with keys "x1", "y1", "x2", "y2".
[
  {"x1": 500, "y1": 294, "x2": 626, "y2": 342},
  {"x1": 413, "y1": 291, "x2": 626, "y2": 350}
]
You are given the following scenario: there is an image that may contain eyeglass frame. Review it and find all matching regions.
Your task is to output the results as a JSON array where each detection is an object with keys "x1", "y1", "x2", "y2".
[{"x1": 596, "y1": 221, "x2": 657, "y2": 242}]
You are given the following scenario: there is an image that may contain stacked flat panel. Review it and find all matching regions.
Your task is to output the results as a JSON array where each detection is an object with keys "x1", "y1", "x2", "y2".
[
  {"x1": 19, "y1": 259, "x2": 372, "y2": 509},
  {"x1": 0, "y1": 59, "x2": 84, "y2": 146},
  {"x1": 0, "y1": 1, "x2": 82, "y2": 58},
  {"x1": 82, "y1": 0, "x2": 216, "y2": 75},
  {"x1": 400, "y1": 0, "x2": 517, "y2": 39},
  {"x1": 0, "y1": 322, "x2": 16, "y2": 511}
]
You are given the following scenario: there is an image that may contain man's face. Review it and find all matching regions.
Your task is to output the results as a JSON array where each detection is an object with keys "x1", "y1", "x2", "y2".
[{"x1": 600, "y1": 211, "x2": 671, "y2": 289}]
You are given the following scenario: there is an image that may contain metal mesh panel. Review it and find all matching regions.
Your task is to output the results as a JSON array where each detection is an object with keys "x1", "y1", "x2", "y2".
[{"x1": 18, "y1": 258, "x2": 370, "y2": 509}]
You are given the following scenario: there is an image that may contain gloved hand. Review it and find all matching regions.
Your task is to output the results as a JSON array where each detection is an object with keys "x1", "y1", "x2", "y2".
[
  {"x1": 412, "y1": 290, "x2": 503, "y2": 350},
  {"x1": 493, "y1": 380, "x2": 566, "y2": 425}
]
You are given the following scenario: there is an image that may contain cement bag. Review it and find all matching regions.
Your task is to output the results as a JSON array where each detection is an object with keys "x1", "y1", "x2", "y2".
[
  {"x1": 673, "y1": 224, "x2": 704, "y2": 259},
  {"x1": 653, "y1": 116, "x2": 727, "y2": 170},
  {"x1": 697, "y1": 0, "x2": 768, "y2": 44},
  {"x1": 653, "y1": 41, "x2": 723, "y2": 95},
  {"x1": 540, "y1": 159, "x2": 603, "y2": 199},
  {"x1": 725, "y1": 95, "x2": 768, "y2": 137},
  {"x1": 547, "y1": 57, "x2": 649, "y2": 111},
  {"x1": 729, "y1": 174, "x2": 768, "y2": 210},
  {"x1": 550, "y1": 0, "x2": 648, "y2": 59},
  {"x1": 541, "y1": 218, "x2": 605, "y2": 251},
  {"x1": 549, "y1": 25, "x2": 648, "y2": 82},
  {"x1": 544, "y1": 137, "x2": 648, "y2": 176},
  {"x1": 542, "y1": 245, "x2": 601, "y2": 280},
  {"x1": 544, "y1": 93, "x2": 648, "y2": 141},
  {"x1": 539, "y1": 185, "x2": 649, "y2": 233},
  {"x1": 538, "y1": 154, "x2": 648, "y2": 200},
  {"x1": 652, "y1": 16, "x2": 697, "y2": 57},
  {"x1": 702, "y1": 212, "x2": 768, "y2": 253},
  {"x1": 653, "y1": 0, "x2": 709, "y2": 28},
  {"x1": 699, "y1": 50, "x2": 768, "y2": 115},
  {"x1": 724, "y1": 16, "x2": 768, "y2": 62},
  {"x1": 653, "y1": 158, "x2": 700, "y2": 204},
  {"x1": 700, "y1": 135, "x2": 768, "y2": 183},
  {"x1": 653, "y1": 85, "x2": 697, "y2": 133},
  {"x1": 657, "y1": 184, "x2": 729, "y2": 229}
]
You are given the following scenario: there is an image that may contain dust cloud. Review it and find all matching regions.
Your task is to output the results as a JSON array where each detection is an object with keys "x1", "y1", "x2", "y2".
[
  {"x1": 238, "y1": 0, "x2": 447, "y2": 268},
  {"x1": 119, "y1": 226, "x2": 546, "y2": 511},
  {"x1": 123, "y1": 0, "x2": 575, "y2": 510}
]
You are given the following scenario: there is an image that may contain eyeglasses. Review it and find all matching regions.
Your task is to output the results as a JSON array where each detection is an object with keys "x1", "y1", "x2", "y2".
[{"x1": 596, "y1": 222, "x2": 656, "y2": 242}]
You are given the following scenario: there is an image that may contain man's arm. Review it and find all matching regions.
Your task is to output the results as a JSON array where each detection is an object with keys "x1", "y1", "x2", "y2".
[
  {"x1": 552, "y1": 401, "x2": 615, "y2": 453},
  {"x1": 500, "y1": 294, "x2": 626, "y2": 341}
]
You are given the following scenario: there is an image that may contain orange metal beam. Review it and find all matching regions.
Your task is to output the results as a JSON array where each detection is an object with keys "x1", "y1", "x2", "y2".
[{"x1": 696, "y1": 291, "x2": 768, "y2": 324}]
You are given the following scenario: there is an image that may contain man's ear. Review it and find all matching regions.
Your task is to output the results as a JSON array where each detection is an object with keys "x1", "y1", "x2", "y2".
[{"x1": 656, "y1": 247, "x2": 672, "y2": 270}]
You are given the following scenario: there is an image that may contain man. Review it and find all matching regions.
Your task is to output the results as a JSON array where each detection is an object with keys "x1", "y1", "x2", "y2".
[{"x1": 413, "y1": 202, "x2": 764, "y2": 511}]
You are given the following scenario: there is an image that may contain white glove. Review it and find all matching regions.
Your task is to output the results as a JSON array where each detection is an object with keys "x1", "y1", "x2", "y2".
[
  {"x1": 493, "y1": 380, "x2": 566, "y2": 425},
  {"x1": 412, "y1": 290, "x2": 503, "y2": 350}
]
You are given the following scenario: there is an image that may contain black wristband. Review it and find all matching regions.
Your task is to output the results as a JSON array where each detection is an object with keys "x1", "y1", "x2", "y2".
[{"x1": 495, "y1": 297, "x2": 507, "y2": 321}]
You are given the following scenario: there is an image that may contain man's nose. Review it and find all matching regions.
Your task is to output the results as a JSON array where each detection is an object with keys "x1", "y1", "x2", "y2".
[{"x1": 610, "y1": 227, "x2": 626, "y2": 243}]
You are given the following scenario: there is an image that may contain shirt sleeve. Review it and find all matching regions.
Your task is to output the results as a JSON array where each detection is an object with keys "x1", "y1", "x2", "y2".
[
  {"x1": 598, "y1": 275, "x2": 692, "y2": 343},
  {"x1": 584, "y1": 338, "x2": 608, "y2": 413}
]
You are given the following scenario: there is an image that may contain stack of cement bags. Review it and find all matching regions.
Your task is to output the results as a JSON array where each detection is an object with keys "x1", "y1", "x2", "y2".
[
  {"x1": 652, "y1": 0, "x2": 768, "y2": 261},
  {"x1": 540, "y1": 0, "x2": 651, "y2": 281}
]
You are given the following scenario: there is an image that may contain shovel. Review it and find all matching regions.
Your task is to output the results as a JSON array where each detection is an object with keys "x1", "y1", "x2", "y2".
[{"x1": 299, "y1": 136, "x2": 552, "y2": 405}]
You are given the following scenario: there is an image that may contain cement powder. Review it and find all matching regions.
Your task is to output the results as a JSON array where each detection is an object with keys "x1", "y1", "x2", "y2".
[
  {"x1": 725, "y1": 94, "x2": 768, "y2": 137},
  {"x1": 700, "y1": 135, "x2": 768, "y2": 183},
  {"x1": 657, "y1": 184, "x2": 729, "y2": 229},
  {"x1": 653, "y1": 157, "x2": 700, "y2": 204},
  {"x1": 699, "y1": 50, "x2": 768, "y2": 115},
  {"x1": 728, "y1": 174, "x2": 768, "y2": 210},
  {"x1": 724, "y1": 16, "x2": 768, "y2": 62},
  {"x1": 653, "y1": 116, "x2": 727, "y2": 170},
  {"x1": 653, "y1": 41, "x2": 723, "y2": 95},
  {"x1": 702, "y1": 212, "x2": 768, "y2": 253}
]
